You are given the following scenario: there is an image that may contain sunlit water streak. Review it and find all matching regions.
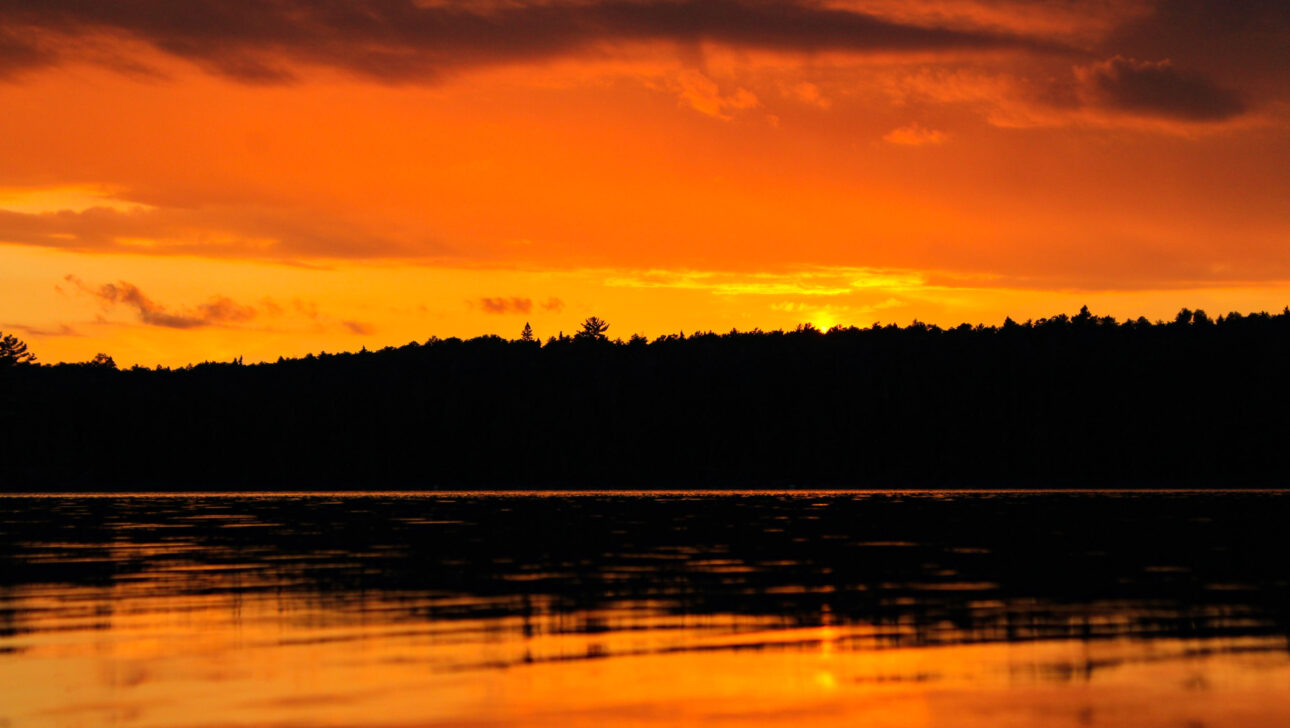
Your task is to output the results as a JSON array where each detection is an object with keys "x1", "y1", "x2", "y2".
[{"x1": 1, "y1": 490, "x2": 1288, "y2": 727}]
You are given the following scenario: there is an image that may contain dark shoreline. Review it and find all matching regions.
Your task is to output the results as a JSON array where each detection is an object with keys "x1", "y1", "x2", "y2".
[
  {"x1": 4, "y1": 488, "x2": 1290, "y2": 501},
  {"x1": 5, "y1": 307, "x2": 1290, "y2": 490},
  {"x1": 4, "y1": 482, "x2": 1289, "y2": 494}
]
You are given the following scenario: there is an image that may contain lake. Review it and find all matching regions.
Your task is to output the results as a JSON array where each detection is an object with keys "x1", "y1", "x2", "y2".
[{"x1": 2, "y1": 491, "x2": 1288, "y2": 727}]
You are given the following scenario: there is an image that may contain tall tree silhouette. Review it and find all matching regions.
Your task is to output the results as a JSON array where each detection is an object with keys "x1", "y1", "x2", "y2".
[
  {"x1": 575, "y1": 316, "x2": 610, "y2": 341},
  {"x1": 0, "y1": 332, "x2": 36, "y2": 367},
  {"x1": 520, "y1": 322, "x2": 535, "y2": 343}
]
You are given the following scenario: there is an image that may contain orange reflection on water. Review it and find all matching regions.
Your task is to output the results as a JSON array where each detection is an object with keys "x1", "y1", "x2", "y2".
[
  {"x1": 2, "y1": 579, "x2": 1289, "y2": 728},
  {"x1": 4, "y1": 491, "x2": 1290, "y2": 728}
]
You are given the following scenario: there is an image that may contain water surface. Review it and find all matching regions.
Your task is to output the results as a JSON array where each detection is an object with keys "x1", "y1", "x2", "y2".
[{"x1": 2, "y1": 491, "x2": 1288, "y2": 727}]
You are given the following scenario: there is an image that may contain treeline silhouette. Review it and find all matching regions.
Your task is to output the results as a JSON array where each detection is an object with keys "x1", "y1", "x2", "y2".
[{"x1": 3, "y1": 306, "x2": 1290, "y2": 489}]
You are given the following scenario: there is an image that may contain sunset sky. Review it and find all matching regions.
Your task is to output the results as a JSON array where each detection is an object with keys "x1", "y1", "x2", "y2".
[{"x1": 2, "y1": 0, "x2": 1288, "y2": 366}]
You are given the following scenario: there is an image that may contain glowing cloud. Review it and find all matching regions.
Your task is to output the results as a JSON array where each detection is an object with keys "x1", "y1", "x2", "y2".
[
  {"x1": 883, "y1": 123, "x2": 948, "y2": 146},
  {"x1": 0, "y1": 185, "x2": 154, "y2": 215}
]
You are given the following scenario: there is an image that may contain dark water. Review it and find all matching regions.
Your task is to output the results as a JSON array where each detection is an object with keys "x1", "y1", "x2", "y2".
[{"x1": 2, "y1": 491, "x2": 1289, "y2": 727}]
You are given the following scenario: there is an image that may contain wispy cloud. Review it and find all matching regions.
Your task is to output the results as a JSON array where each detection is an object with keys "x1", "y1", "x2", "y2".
[
  {"x1": 0, "y1": 202, "x2": 450, "y2": 263},
  {"x1": 663, "y1": 70, "x2": 759, "y2": 120},
  {"x1": 884, "y1": 123, "x2": 948, "y2": 146},
  {"x1": 604, "y1": 268, "x2": 928, "y2": 296},
  {"x1": 62, "y1": 274, "x2": 372, "y2": 334},
  {"x1": 885, "y1": 59, "x2": 1250, "y2": 131},
  {"x1": 342, "y1": 320, "x2": 376, "y2": 335},
  {"x1": 1, "y1": 322, "x2": 81, "y2": 337},
  {"x1": 66, "y1": 275, "x2": 256, "y2": 329},
  {"x1": 477, "y1": 296, "x2": 533, "y2": 314},
  {"x1": 474, "y1": 296, "x2": 564, "y2": 314},
  {"x1": 1073, "y1": 56, "x2": 1246, "y2": 122},
  {"x1": 0, "y1": 184, "x2": 155, "y2": 215}
]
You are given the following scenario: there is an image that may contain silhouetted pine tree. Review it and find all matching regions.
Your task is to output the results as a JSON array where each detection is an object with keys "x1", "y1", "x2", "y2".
[{"x1": 0, "y1": 332, "x2": 36, "y2": 367}]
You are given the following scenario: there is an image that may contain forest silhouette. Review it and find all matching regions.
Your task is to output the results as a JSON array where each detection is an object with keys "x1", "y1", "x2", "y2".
[{"x1": 3, "y1": 306, "x2": 1290, "y2": 490}]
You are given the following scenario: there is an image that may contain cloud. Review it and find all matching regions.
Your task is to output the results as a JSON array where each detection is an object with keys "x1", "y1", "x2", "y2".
[
  {"x1": 0, "y1": 0, "x2": 1069, "y2": 82},
  {"x1": 1105, "y1": 0, "x2": 1290, "y2": 97},
  {"x1": 0, "y1": 185, "x2": 156, "y2": 215},
  {"x1": 884, "y1": 58, "x2": 1248, "y2": 130},
  {"x1": 788, "y1": 81, "x2": 831, "y2": 109},
  {"x1": 837, "y1": 0, "x2": 1155, "y2": 43},
  {"x1": 883, "y1": 123, "x2": 948, "y2": 146},
  {"x1": 477, "y1": 296, "x2": 533, "y2": 314},
  {"x1": 666, "y1": 70, "x2": 759, "y2": 120},
  {"x1": 1, "y1": 322, "x2": 81, "y2": 337},
  {"x1": 1074, "y1": 56, "x2": 1246, "y2": 121},
  {"x1": 0, "y1": 202, "x2": 451, "y2": 262},
  {"x1": 60, "y1": 275, "x2": 379, "y2": 334},
  {"x1": 0, "y1": 29, "x2": 55, "y2": 79},
  {"x1": 66, "y1": 274, "x2": 258, "y2": 329},
  {"x1": 472, "y1": 296, "x2": 563, "y2": 314},
  {"x1": 604, "y1": 268, "x2": 928, "y2": 296},
  {"x1": 342, "y1": 320, "x2": 376, "y2": 335},
  {"x1": 192, "y1": 296, "x2": 258, "y2": 325}
]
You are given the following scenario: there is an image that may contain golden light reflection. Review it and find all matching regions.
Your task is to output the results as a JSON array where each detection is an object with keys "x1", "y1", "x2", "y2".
[
  {"x1": 3, "y1": 491, "x2": 1290, "y2": 727},
  {"x1": 3, "y1": 576, "x2": 1288, "y2": 728}
]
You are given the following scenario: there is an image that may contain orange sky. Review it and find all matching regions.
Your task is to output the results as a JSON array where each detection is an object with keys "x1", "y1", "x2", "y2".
[{"x1": 2, "y1": 0, "x2": 1288, "y2": 366}]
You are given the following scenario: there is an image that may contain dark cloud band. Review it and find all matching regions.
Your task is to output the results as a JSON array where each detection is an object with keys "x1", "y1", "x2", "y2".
[
  {"x1": 1076, "y1": 56, "x2": 1246, "y2": 121},
  {"x1": 0, "y1": 0, "x2": 1068, "y2": 82}
]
